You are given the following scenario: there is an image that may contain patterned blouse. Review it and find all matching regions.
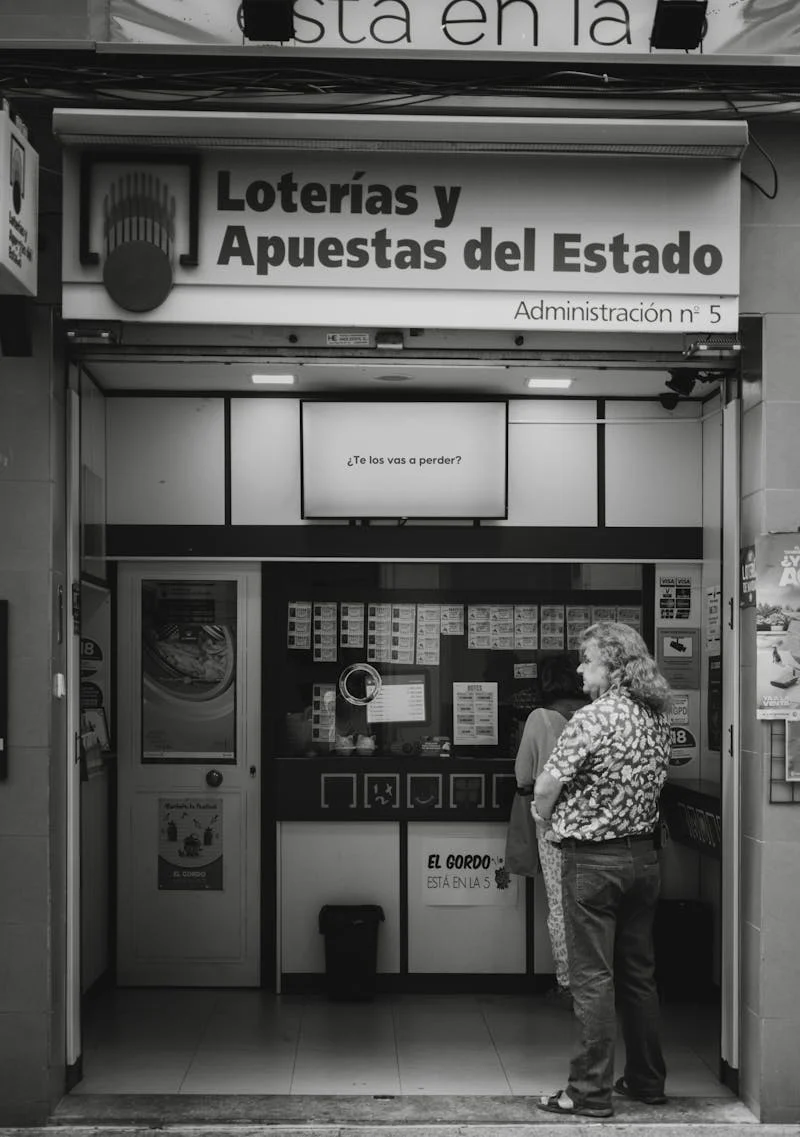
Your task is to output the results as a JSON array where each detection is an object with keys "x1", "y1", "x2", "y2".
[{"x1": 542, "y1": 688, "x2": 671, "y2": 842}]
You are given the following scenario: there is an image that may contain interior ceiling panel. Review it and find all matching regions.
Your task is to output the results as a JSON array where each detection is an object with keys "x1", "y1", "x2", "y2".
[{"x1": 78, "y1": 357, "x2": 715, "y2": 399}]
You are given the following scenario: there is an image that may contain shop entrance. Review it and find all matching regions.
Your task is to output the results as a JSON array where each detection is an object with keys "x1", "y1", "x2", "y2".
[{"x1": 65, "y1": 342, "x2": 741, "y2": 1108}]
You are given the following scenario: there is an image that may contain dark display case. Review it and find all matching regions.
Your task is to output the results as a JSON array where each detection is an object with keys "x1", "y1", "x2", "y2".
[{"x1": 264, "y1": 562, "x2": 649, "y2": 820}]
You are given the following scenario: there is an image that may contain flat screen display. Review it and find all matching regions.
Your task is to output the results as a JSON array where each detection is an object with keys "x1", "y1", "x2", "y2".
[{"x1": 301, "y1": 401, "x2": 508, "y2": 519}]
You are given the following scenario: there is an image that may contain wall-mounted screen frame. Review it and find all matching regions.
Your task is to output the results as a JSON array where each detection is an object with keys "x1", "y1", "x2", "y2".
[{"x1": 300, "y1": 400, "x2": 508, "y2": 520}]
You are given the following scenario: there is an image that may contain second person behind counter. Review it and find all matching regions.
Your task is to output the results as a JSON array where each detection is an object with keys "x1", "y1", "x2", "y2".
[{"x1": 514, "y1": 653, "x2": 587, "y2": 1005}]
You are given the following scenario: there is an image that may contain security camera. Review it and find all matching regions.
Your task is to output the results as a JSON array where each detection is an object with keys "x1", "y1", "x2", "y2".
[{"x1": 659, "y1": 392, "x2": 680, "y2": 411}]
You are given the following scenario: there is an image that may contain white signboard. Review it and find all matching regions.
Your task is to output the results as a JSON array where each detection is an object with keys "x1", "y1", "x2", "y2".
[
  {"x1": 453, "y1": 681, "x2": 499, "y2": 745},
  {"x1": 301, "y1": 401, "x2": 506, "y2": 519},
  {"x1": 0, "y1": 103, "x2": 38, "y2": 297},
  {"x1": 422, "y1": 838, "x2": 517, "y2": 906},
  {"x1": 108, "y1": 0, "x2": 800, "y2": 59},
  {"x1": 63, "y1": 150, "x2": 740, "y2": 330}
]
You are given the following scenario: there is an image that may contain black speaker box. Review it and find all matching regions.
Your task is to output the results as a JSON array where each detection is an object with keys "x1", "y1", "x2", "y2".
[{"x1": 241, "y1": 0, "x2": 294, "y2": 41}]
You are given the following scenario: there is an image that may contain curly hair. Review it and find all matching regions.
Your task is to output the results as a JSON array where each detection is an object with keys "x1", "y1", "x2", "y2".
[{"x1": 581, "y1": 621, "x2": 672, "y2": 715}]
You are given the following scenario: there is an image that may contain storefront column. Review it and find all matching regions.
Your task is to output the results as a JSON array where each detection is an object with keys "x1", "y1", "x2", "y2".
[
  {"x1": 0, "y1": 294, "x2": 68, "y2": 1123},
  {"x1": 739, "y1": 313, "x2": 800, "y2": 1122}
]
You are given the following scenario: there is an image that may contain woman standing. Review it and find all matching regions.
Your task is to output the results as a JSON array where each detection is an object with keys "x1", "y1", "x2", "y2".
[
  {"x1": 510, "y1": 654, "x2": 586, "y2": 1005},
  {"x1": 533, "y1": 622, "x2": 672, "y2": 1119}
]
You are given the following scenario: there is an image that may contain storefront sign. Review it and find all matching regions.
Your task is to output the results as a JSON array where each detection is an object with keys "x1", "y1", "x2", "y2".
[
  {"x1": 141, "y1": 580, "x2": 237, "y2": 760},
  {"x1": 422, "y1": 838, "x2": 517, "y2": 905},
  {"x1": 0, "y1": 103, "x2": 38, "y2": 297},
  {"x1": 108, "y1": 0, "x2": 800, "y2": 59},
  {"x1": 63, "y1": 150, "x2": 740, "y2": 331},
  {"x1": 755, "y1": 535, "x2": 800, "y2": 719},
  {"x1": 158, "y1": 797, "x2": 223, "y2": 889}
]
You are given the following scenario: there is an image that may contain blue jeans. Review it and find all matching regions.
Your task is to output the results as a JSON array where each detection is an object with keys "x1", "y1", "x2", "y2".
[{"x1": 561, "y1": 839, "x2": 666, "y2": 1110}]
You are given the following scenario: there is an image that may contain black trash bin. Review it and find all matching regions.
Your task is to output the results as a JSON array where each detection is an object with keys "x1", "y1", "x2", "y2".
[{"x1": 318, "y1": 904, "x2": 385, "y2": 1002}]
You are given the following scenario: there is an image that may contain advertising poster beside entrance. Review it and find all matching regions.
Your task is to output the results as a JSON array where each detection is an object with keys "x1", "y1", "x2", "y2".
[
  {"x1": 141, "y1": 580, "x2": 237, "y2": 760},
  {"x1": 158, "y1": 796, "x2": 223, "y2": 889},
  {"x1": 755, "y1": 535, "x2": 800, "y2": 718}
]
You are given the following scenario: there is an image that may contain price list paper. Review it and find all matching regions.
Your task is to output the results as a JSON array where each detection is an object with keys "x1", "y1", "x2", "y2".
[{"x1": 453, "y1": 682, "x2": 498, "y2": 746}]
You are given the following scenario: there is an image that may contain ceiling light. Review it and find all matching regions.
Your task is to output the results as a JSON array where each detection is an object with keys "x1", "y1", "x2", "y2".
[
  {"x1": 251, "y1": 373, "x2": 295, "y2": 385},
  {"x1": 526, "y1": 377, "x2": 573, "y2": 389}
]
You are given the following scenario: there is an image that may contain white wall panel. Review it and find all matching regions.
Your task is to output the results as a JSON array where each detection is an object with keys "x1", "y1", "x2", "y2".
[
  {"x1": 505, "y1": 422, "x2": 597, "y2": 526},
  {"x1": 231, "y1": 399, "x2": 301, "y2": 525},
  {"x1": 280, "y1": 821, "x2": 400, "y2": 974},
  {"x1": 605, "y1": 402, "x2": 702, "y2": 527},
  {"x1": 106, "y1": 397, "x2": 225, "y2": 524},
  {"x1": 407, "y1": 822, "x2": 525, "y2": 973}
]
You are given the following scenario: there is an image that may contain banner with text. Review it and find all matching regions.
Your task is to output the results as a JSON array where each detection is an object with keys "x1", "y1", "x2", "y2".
[
  {"x1": 108, "y1": 0, "x2": 800, "y2": 59},
  {"x1": 422, "y1": 837, "x2": 518, "y2": 905},
  {"x1": 63, "y1": 150, "x2": 740, "y2": 331}
]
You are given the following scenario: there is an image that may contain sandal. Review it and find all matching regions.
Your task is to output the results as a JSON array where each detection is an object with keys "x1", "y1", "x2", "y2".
[
  {"x1": 613, "y1": 1077, "x2": 667, "y2": 1105},
  {"x1": 537, "y1": 1090, "x2": 613, "y2": 1118}
]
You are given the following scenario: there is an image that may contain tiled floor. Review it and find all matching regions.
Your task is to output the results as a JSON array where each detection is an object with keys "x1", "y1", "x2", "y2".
[{"x1": 73, "y1": 988, "x2": 732, "y2": 1098}]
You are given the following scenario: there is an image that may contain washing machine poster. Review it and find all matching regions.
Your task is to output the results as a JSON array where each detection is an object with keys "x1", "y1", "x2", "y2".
[
  {"x1": 755, "y1": 535, "x2": 800, "y2": 718},
  {"x1": 158, "y1": 797, "x2": 223, "y2": 890},
  {"x1": 141, "y1": 580, "x2": 236, "y2": 761},
  {"x1": 668, "y1": 693, "x2": 699, "y2": 768},
  {"x1": 422, "y1": 838, "x2": 518, "y2": 906}
]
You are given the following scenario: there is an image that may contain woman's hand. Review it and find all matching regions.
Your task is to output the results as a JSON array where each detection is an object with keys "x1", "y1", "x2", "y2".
[{"x1": 530, "y1": 801, "x2": 551, "y2": 829}]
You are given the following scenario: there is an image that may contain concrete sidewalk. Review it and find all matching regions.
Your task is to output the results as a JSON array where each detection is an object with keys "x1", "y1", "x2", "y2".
[{"x1": 0, "y1": 1091, "x2": 795, "y2": 1137}]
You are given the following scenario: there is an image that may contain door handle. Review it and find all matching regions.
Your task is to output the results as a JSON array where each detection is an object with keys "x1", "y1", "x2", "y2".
[{"x1": 205, "y1": 769, "x2": 223, "y2": 788}]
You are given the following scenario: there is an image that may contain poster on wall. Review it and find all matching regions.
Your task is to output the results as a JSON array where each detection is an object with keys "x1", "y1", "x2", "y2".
[
  {"x1": 422, "y1": 838, "x2": 517, "y2": 906},
  {"x1": 142, "y1": 580, "x2": 236, "y2": 762},
  {"x1": 656, "y1": 628, "x2": 700, "y2": 689},
  {"x1": 668, "y1": 693, "x2": 699, "y2": 768},
  {"x1": 453, "y1": 682, "x2": 498, "y2": 745},
  {"x1": 755, "y1": 535, "x2": 800, "y2": 718},
  {"x1": 158, "y1": 797, "x2": 223, "y2": 890},
  {"x1": 656, "y1": 573, "x2": 696, "y2": 625}
]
